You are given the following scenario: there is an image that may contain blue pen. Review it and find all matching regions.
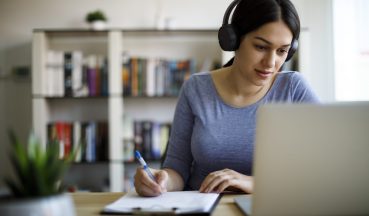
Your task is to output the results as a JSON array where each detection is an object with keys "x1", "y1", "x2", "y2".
[{"x1": 135, "y1": 150, "x2": 157, "y2": 182}]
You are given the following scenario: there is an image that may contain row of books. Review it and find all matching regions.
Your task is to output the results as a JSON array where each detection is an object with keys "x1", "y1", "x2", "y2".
[
  {"x1": 47, "y1": 119, "x2": 171, "y2": 163},
  {"x1": 122, "y1": 56, "x2": 196, "y2": 97},
  {"x1": 123, "y1": 120, "x2": 172, "y2": 162},
  {"x1": 47, "y1": 121, "x2": 109, "y2": 162},
  {"x1": 45, "y1": 51, "x2": 200, "y2": 98},
  {"x1": 45, "y1": 50, "x2": 108, "y2": 97}
]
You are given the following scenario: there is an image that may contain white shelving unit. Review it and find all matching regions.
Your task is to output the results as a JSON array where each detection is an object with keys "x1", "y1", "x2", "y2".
[{"x1": 32, "y1": 29, "x2": 223, "y2": 192}]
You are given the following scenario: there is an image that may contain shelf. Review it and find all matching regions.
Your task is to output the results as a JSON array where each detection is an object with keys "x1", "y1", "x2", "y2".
[
  {"x1": 34, "y1": 95, "x2": 110, "y2": 99},
  {"x1": 32, "y1": 29, "x2": 219, "y2": 42},
  {"x1": 123, "y1": 159, "x2": 162, "y2": 165},
  {"x1": 32, "y1": 29, "x2": 223, "y2": 192},
  {"x1": 124, "y1": 95, "x2": 179, "y2": 99},
  {"x1": 71, "y1": 160, "x2": 126, "y2": 165},
  {"x1": 70, "y1": 159, "x2": 163, "y2": 166},
  {"x1": 34, "y1": 28, "x2": 218, "y2": 33},
  {"x1": 33, "y1": 95, "x2": 179, "y2": 99}
]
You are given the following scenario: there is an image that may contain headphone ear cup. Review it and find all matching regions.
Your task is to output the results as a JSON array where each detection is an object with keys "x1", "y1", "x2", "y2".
[
  {"x1": 218, "y1": 24, "x2": 239, "y2": 51},
  {"x1": 286, "y1": 39, "x2": 298, "y2": 62}
]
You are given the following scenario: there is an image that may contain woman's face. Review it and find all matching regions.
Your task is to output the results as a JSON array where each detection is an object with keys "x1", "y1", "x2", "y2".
[{"x1": 234, "y1": 19, "x2": 293, "y2": 87}]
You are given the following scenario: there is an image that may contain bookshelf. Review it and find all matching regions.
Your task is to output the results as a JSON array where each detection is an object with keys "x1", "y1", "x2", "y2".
[{"x1": 32, "y1": 29, "x2": 223, "y2": 192}]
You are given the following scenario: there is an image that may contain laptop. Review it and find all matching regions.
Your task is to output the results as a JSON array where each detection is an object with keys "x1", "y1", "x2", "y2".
[{"x1": 235, "y1": 102, "x2": 369, "y2": 216}]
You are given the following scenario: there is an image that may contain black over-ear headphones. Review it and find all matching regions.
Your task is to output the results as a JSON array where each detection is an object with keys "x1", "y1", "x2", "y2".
[{"x1": 218, "y1": 0, "x2": 298, "y2": 61}]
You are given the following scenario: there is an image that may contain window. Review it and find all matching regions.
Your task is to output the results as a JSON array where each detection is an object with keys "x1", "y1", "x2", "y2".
[{"x1": 333, "y1": 0, "x2": 369, "y2": 101}]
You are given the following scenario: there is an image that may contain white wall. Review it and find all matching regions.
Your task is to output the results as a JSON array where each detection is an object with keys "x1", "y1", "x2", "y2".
[
  {"x1": 0, "y1": 0, "x2": 230, "y2": 51},
  {"x1": 0, "y1": 44, "x2": 32, "y2": 187},
  {"x1": 0, "y1": 0, "x2": 335, "y2": 186},
  {"x1": 294, "y1": 0, "x2": 335, "y2": 102},
  {"x1": 0, "y1": 79, "x2": 32, "y2": 186}
]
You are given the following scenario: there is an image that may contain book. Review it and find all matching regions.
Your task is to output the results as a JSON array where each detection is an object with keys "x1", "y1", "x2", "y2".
[
  {"x1": 63, "y1": 122, "x2": 72, "y2": 158},
  {"x1": 55, "y1": 122, "x2": 65, "y2": 158},
  {"x1": 73, "y1": 121, "x2": 82, "y2": 162},
  {"x1": 86, "y1": 122, "x2": 96, "y2": 162},
  {"x1": 141, "y1": 121, "x2": 153, "y2": 159},
  {"x1": 64, "y1": 52, "x2": 73, "y2": 96},
  {"x1": 122, "y1": 55, "x2": 131, "y2": 96},
  {"x1": 102, "y1": 191, "x2": 220, "y2": 215},
  {"x1": 46, "y1": 50, "x2": 56, "y2": 96},
  {"x1": 133, "y1": 121, "x2": 143, "y2": 155},
  {"x1": 146, "y1": 58, "x2": 156, "y2": 97},
  {"x1": 97, "y1": 122, "x2": 108, "y2": 161},
  {"x1": 101, "y1": 57, "x2": 109, "y2": 96},
  {"x1": 151, "y1": 122, "x2": 161, "y2": 159},
  {"x1": 87, "y1": 55, "x2": 97, "y2": 97},
  {"x1": 46, "y1": 50, "x2": 65, "y2": 97},
  {"x1": 72, "y1": 51, "x2": 83, "y2": 97},
  {"x1": 160, "y1": 123, "x2": 171, "y2": 158}
]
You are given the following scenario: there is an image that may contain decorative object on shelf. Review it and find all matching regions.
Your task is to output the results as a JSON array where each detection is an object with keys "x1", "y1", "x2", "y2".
[
  {"x1": 0, "y1": 130, "x2": 77, "y2": 216},
  {"x1": 85, "y1": 10, "x2": 108, "y2": 30}
]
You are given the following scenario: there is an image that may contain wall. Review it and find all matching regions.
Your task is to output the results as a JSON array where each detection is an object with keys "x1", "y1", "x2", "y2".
[
  {"x1": 0, "y1": 44, "x2": 32, "y2": 189},
  {"x1": 295, "y1": 0, "x2": 335, "y2": 102},
  {"x1": 0, "y1": 0, "x2": 229, "y2": 51},
  {"x1": 0, "y1": 0, "x2": 335, "y2": 187},
  {"x1": 0, "y1": 69, "x2": 7, "y2": 189}
]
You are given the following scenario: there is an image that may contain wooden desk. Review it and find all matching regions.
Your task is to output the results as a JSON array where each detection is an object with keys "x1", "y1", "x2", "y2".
[{"x1": 71, "y1": 192, "x2": 246, "y2": 216}]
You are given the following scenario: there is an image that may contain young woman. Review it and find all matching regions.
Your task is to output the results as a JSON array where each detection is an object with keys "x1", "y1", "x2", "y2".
[{"x1": 134, "y1": 0, "x2": 319, "y2": 197}]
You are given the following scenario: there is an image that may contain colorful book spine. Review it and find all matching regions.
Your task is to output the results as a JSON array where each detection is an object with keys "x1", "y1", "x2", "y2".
[
  {"x1": 46, "y1": 121, "x2": 109, "y2": 163},
  {"x1": 132, "y1": 119, "x2": 171, "y2": 160},
  {"x1": 122, "y1": 56, "x2": 198, "y2": 97}
]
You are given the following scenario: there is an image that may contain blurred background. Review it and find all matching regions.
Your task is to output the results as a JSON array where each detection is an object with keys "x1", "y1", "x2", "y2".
[{"x1": 0, "y1": 0, "x2": 368, "y2": 193}]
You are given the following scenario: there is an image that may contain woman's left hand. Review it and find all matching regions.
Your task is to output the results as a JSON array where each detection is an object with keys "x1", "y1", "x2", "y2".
[{"x1": 199, "y1": 169, "x2": 253, "y2": 194}]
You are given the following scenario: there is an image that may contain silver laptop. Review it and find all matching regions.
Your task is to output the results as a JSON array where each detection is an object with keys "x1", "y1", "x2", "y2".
[{"x1": 236, "y1": 102, "x2": 369, "y2": 216}]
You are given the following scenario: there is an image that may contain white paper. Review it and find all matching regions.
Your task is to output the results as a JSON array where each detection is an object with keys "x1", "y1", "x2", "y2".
[{"x1": 103, "y1": 190, "x2": 219, "y2": 214}]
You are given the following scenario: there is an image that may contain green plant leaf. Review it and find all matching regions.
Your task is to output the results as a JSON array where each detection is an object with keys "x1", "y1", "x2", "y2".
[
  {"x1": 8, "y1": 130, "x2": 28, "y2": 170},
  {"x1": 6, "y1": 130, "x2": 76, "y2": 197},
  {"x1": 85, "y1": 10, "x2": 107, "y2": 22},
  {"x1": 9, "y1": 152, "x2": 30, "y2": 196}
]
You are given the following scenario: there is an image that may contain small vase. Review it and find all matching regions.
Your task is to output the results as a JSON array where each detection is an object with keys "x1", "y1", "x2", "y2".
[
  {"x1": 90, "y1": 21, "x2": 106, "y2": 30},
  {"x1": 0, "y1": 193, "x2": 76, "y2": 216}
]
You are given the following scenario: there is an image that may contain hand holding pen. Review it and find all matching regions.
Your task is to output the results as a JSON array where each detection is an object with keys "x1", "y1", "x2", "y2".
[
  {"x1": 135, "y1": 151, "x2": 157, "y2": 182},
  {"x1": 134, "y1": 150, "x2": 168, "y2": 197}
]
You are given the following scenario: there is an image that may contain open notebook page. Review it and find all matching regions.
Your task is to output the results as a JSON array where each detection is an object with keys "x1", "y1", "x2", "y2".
[{"x1": 103, "y1": 190, "x2": 220, "y2": 214}]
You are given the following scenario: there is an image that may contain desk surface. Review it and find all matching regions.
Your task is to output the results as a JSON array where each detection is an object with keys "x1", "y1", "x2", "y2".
[{"x1": 71, "y1": 192, "x2": 246, "y2": 216}]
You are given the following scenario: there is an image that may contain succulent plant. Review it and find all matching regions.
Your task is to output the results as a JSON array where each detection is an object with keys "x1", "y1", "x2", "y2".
[
  {"x1": 85, "y1": 10, "x2": 108, "y2": 23},
  {"x1": 4, "y1": 130, "x2": 76, "y2": 198}
]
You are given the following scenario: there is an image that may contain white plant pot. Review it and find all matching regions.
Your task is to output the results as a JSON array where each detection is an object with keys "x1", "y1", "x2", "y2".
[
  {"x1": 0, "y1": 193, "x2": 76, "y2": 216},
  {"x1": 90, "y1": 21, "x2": 107, "y2": 30}
]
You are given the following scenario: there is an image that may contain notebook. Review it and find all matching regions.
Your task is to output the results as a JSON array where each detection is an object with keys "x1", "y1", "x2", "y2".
[
  {"x1": 237, "y1": 102, "x2": 369, "y2": 215},
  {"x1": 101, "y1": 190, "x2": 220, "y2": 215}
]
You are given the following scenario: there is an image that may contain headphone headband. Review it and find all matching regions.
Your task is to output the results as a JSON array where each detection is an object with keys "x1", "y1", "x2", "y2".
[{"x1": 222, "y1": 0, "x2": 242, "y2": 25}]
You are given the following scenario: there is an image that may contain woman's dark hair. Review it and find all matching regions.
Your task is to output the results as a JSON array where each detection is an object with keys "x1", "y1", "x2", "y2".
[{"x1": 224, "y1": 0, "x2": 300, "y2": 67}]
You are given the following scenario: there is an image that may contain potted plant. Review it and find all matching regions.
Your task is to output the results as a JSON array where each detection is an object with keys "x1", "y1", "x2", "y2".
[
  {"x1": 0, "y1": 130, "x2": 77, "y2": 215},
  {"x1": 85, "y1": 10, "x2": 108, "y2": 30}
]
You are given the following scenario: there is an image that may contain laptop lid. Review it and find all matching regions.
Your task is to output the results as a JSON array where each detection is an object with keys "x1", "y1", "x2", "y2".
[
  {"x1": 251, "y1": 102, "x2": 369, "y2": 215},
  {"x1": 234, "y1": 196, "x2": 252, "y2": 215}
]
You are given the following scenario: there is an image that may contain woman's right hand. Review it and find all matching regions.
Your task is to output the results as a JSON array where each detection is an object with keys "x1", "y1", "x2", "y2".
[{"x1": 134, "y1": 167, "x2": 169, "y2": 197}]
